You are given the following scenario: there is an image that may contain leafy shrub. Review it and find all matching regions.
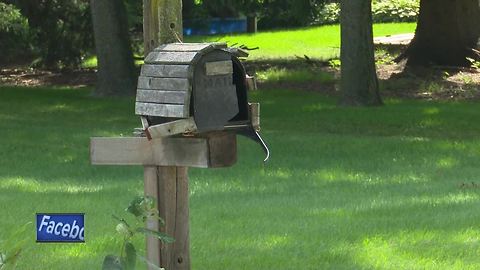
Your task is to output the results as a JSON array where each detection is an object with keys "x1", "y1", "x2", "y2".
[
  {"x1": 315, "y1": 0, "x2": 419, "y2": 25},
  {"x1": 0, "y1": 3, "x2": 31, "y2": 63},
  {"x1": 372, "y1": 0, "x2": 419, "y2": 23},
  {"x1": 316, "y1": 3, "x2": 340, "y2": 25},
  {"x1": 12, "y1": 0, "x2": 93, "y2": 69}
]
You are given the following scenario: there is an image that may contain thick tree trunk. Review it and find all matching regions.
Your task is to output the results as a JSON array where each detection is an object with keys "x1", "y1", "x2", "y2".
[
  {"x1": 402, "y1": 0, "x2": 480, "y2": 67},
  {"x1": 90, "y1": 0, "x2": 137, "y2": 96},
  {"x1": 340, "y1": 0, "x2": 382, "y2": 106}
]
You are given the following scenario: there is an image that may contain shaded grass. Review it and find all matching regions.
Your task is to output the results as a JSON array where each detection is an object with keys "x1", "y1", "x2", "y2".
[{"x1": 1, "y1": 86, "x2": 480, "y2": 269}]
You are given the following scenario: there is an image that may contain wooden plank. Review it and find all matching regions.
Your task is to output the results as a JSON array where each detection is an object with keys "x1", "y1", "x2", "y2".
[
  {"x1": 137, "y1": 76, "x2": 189, "y2": 91},
  {"x1": 143, "y1": 0, "x2": 183, "y2": 53},
  {"x1": 136, "y1": 90, "x2": 187, "y2": 104},
  {"x1": 148, "y1": 118, "x2": 197, "y2": 138},
  {"x1": 145, "y1": 51, "x2": 198, "y2": 64},
  {"x1": 207, "y1": 132, "x2": 237, "y2": 168},
  {"x1": 90, "y1": 135, "x2": 237, "y2": 168},
  {"x1": 157, "y1": 167, "x2": 190, "y2": 270},
  {"x1": 144, "y1": 166, "x2": 161, "y2": 268},
  {"x1": 154, "y1": 43, "x2": 226, "y2": 52},
  {"x1": 90, "y1": 137, "x2": 209, "y2": 168},
  {"x1": 205, "y1": 60, "x2": 233, "y2": 76},
  {"x1": 135, "y1": 102, "x2": 186, "y2": 118},
  {"x1": 141, "y1": 64, "x2": 190, "y2": 78},
  {"x1": 250, "y1": 103, "x2": 260, "y2": 131}
]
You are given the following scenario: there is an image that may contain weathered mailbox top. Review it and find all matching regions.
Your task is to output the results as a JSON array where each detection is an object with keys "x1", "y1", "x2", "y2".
[{"x1": 136, "y1": 42, "x2": 242, "y2": 132}]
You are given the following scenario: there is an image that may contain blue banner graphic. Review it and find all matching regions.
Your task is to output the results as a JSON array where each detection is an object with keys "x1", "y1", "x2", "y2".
[{"x1": 36, "y1": 213, "x2": 85, "y2": 243}]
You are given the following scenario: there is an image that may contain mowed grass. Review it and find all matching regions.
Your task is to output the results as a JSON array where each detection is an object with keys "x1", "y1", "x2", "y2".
[
  {"x1": 82, "y1": 22, "x2": 415, "y2": 68},
  {"x1": 186, "y1": 22, "x2": 416, "y2": 60},
  {"x1": 1, "y1": 86, "x2": 480, "y2": 269}
]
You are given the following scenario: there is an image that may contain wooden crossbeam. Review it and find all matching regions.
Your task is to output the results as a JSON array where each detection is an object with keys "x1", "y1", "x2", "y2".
[{"x1": 90, "y1": 133, "x2": 237, "y2": 168}]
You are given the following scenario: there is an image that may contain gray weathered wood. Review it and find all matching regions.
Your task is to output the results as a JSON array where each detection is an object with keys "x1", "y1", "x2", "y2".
[
  {"x1": 145, "y1": 51, "x2": 198, "y2": 64},
  {"x1": 207, "y1": 132, "x2": 237, "y2": 168},
  {"x1": 143, "y1": 0, "x2": 183, "y2": 53},
  {"x1": 246, "y1": 75, "x2": 257, "y2": 91},
  {"x1": 157, "y1": 166, "x2": 190, "y2": 270},
  {"x1": 135, "y1": 102, "x2": 186, "y2": 118},
  {"x1": 141, "y1": 64, "x2": 190, "y2": 78},
  {"x1": 205, "y1": 60, "x2": 233, "y2": 76},
  {"x1": 90, "y1": 135, "x2": 237, "y2": 168},
  {"x1": 250, "y1": 103, "x2": 260, "y2": 131},
  {"x1": 91, "y1": 137, "x2": 208, "y2": 167},
  {"x1": 141, "y1": 116, "x2": 150, "y2": 129},
  {"x1": 154, "y1": 43, "x2": 226, "y2": 52},
  {"x1": 148, "y1": 118, "x2": 197, "y2": 138},
  {"x1": 144, "y1": 166, "x2": 161, "y2": 268},
  {"x1": 138, "y1": 76, "x2": 189, "y2": 91},
  {"x1": 136, "y1": 90, "x2": 187, "y2": 104}
]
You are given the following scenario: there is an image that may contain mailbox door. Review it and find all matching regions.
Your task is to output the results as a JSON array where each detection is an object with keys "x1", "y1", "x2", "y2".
[{"x1": 193, "y1": 50, "x2": 239, "y2": 132}]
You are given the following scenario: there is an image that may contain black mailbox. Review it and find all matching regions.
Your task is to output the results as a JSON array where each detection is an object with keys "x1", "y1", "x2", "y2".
[{"x1": 135, "y1": 43, "x2": 269, "y2": 161}]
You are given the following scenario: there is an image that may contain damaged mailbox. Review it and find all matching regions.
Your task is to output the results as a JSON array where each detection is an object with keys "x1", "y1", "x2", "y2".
[{"x1": 135, "y1": 43, "x2": 269, "y2": 161}]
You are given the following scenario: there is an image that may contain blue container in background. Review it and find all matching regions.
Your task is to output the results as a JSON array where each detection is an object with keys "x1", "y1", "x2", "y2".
[{"x1": 184, "y1": 17, "x2": 247, "y2": 36}]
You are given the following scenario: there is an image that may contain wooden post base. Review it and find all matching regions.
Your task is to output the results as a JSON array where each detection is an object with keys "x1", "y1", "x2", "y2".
[{"x1": 144, "y1": 166, "x2": 189, "y2": 270}]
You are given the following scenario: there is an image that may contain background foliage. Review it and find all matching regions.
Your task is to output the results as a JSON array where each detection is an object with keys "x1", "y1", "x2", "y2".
[
  {"x1": 0, "y1": 3, "x2": 30, "y2": 63},
  {"x1": 0, "y1": 0, "x2": 419, "y2": 68},
  {"x1": 316, "y1": 0, "x2": 419, "y2": 25}
]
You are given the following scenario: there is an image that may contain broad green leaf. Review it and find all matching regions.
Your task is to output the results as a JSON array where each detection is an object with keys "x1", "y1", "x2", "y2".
[
  {"x1": 124, "y1": 242, "x2": 136, "y2": 270},
  {"x1": 135, "y1": 228, "x2": 174, "y2": 243},
  {"x1": 102, "y1": 255, "x2": 123, "y2": 270},
  {"x1": 116, "y1": 223, "x2": 133, "y2": 238},
  {"x1": 126, "y1": 196, "x2": 145, "y2": 218},
  {"x1": 126, "y1": 196, "x2": 160, "y2": 222}
]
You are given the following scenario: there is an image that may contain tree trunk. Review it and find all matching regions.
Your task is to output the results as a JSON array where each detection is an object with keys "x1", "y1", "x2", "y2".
[
  {"x1": 340, "y1": 0, "x2": 382, "y2": 106},
  {"x1": 90, "y1": 0, "x2": 137, "y2": 96},
  {"x1": 247, "y1": 16, "x2": 257, "y2": 33},
  {"x1": 401, "y1": 0, "x2": 480, "y2": 67}
]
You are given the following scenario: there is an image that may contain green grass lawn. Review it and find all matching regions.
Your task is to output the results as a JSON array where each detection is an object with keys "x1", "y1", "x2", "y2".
[
  {"x1": 83, "y1": 22, "x2": 416, "y2": 68},
  {"x1": 187, "y1": 22, "x2": 416, "y2": 60},
  {"x1": 1, "y1": 85, "x2": 480, "y2": 269}
]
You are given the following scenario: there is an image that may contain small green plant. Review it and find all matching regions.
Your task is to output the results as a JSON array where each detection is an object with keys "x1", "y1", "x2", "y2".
[
  {"x1": 419, "y1": 81, "x2": 443, "y2": 93},
  {"x1": 466, "y1": 57, "x2": 480, "y2": 70},
  {"x1": 0, "y1": 223, "x2": 31, "y2": 270},
  {"x1": 375, "y1": 49, "x2": 395, "y2": 65},
  {"x1": 459, "y1": 72, "x2": 474, "y2": 85},
  {"x1": 328, "y1": 59, "x2": 341, "y2": 70},
  {"x1": 102, "y1": 196, "x2": 174, "y2": 270}
]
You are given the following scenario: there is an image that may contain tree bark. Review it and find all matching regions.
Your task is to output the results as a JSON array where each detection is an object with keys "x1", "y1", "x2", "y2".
[
  {"x1": 340, "y1": 0, "x2": 382, "y2": 106},
  {"x1": 90, "y1": 0, "x2": 137, "y2": 96},
  {"x1": 401, "y1": 0, "x2": 480, "y2": 67}
]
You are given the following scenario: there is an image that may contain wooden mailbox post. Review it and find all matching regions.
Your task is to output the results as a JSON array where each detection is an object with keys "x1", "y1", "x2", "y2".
[
  {"x1": 91, "y1": 1, "x2": 268, "y2": 269},
  {"x1": 91, "y1": 134, "x2": 236, "y2": 270},
  {"x1": 91, "y1": 1, "x2": 199, "y2": 269}
]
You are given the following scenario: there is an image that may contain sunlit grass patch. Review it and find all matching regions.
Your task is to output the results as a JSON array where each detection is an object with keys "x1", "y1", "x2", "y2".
[{"x1": 1, "y1": 85, "x2": 480, "y2": 269}]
